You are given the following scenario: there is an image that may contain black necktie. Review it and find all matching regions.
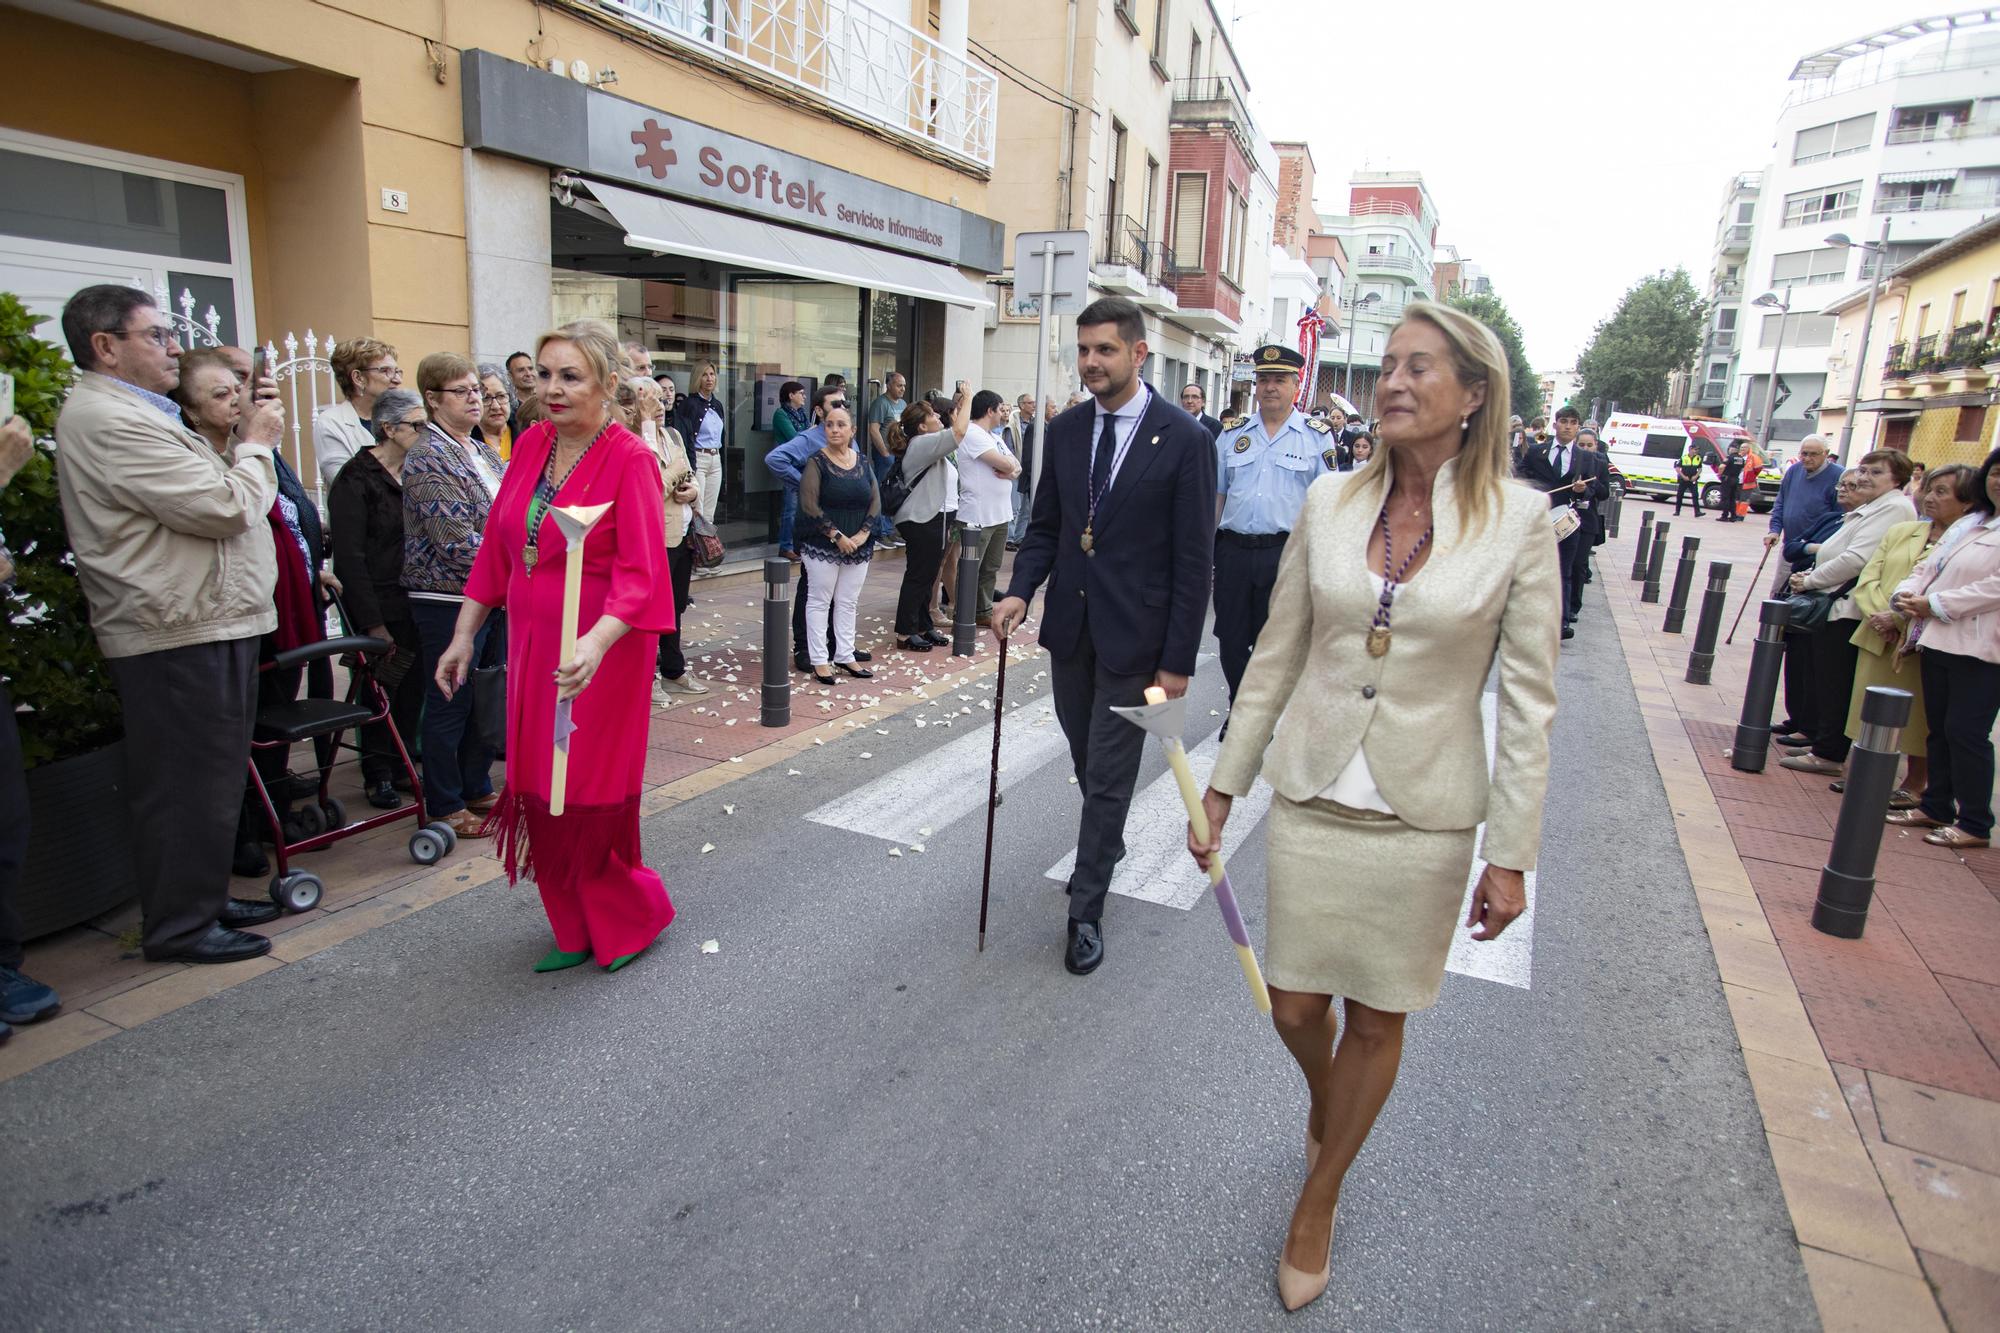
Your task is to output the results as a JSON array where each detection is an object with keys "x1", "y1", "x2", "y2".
[
  {"x1": 1091, "y1": 411, "x2": 1117, "y2": 498},
  {"x1": 1552, "y1": 445, "x2": 1566, "y2": 476}
]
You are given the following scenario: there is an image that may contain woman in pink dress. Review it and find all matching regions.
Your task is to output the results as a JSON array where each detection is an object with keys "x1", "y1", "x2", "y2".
[{"x1": 435, "y1": 320, "x2": 677, "y2": 971}]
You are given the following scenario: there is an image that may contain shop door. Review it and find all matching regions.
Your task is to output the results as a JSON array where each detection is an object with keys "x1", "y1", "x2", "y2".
[{"x1": 1882, "y1": 417, "x2": 1915, "y2": 452}]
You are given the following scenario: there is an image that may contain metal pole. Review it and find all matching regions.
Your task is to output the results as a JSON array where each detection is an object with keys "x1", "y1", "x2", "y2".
[
  {"x1": 1028, "y1": 239, "x2": 1056, "y2": 503},
  {"x1": 1812, "y1": 686, "x2": 1914, "y2": 939},
  {"x1": 951, "y1": 540, "x2": 981, "y2": 656},
  {"x1": 1662, "y1": 535, "x2": 1701, "y2": 633},
  {"x1": 1342, "y1": 298, "x2": 1357, "y2": 400},
  {"x1": 1836, "y1": 218, "x2": 1892, "y2": 458},
  {"x1": 1685, "y1": 560, "x2": 1733, "y2": 684},
  {"x1": 1630, "y1": 509, "x2": 1656, "y2": 581},
  {"x1": 1757, "y1": 288, "x2": 1792, "y2": 451},
  {"x1": 1730, "y1": 600, "x2": 1791, "y2": 772},
  {"x1": 760, "y1": 557, "x2": 792, "y2": 727},
  {"x1": 1641, "y1": 520, "x2": 1672, "y2": 604}
]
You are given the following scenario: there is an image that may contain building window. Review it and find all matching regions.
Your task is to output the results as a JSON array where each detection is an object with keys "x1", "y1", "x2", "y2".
[
  {"x1": 1151, "y1": 0, "x2": 1169, "y2": 64},
  {"x1": 1770, "y1": 247, "x2": 1848, "y2": 288},
  {"x1": 1232, "y1": 188, "x2": 1249, "y2": 282},
  {"x1": 1791, "y1": 113, "x2": 1875, "y2": 164},
  {"x1": 1103, "y1": 119, "x2": 1127, "y2": 257},
  {"x1": 1957, "y1": 405, "x2": 1988, "y2": 443},
  {"x1": 1171, "y1": 171, "x2": 1206, "y2": 266},
  {"x1": 1780, "y1": 182, "x2": 1861, "y2": 227},
  {"x1": 1877, "y1": 175, "x2": 1958, "y2": 213},
  {"x1": 1142, "y1": 155, "x2": 1158, "y2": 242},
  {"x1": 1887, "y1": 101, "x2": 1973, "y2": 145},
  {"x1": 1717, "y1": 307, "x2": 1737, "y2": 331},
  {"x1": 1112, "y1": 0, "x2": 1139, "y2": 35},
  {"x1": 1218, "y1": 183, "x2": 1239, "y2": 282},
  {"x1": 1760, "y1": 311, "x2": 1836, "y2": 348},
  {"x1": 1187, "y1": 31, "x2": 1202, "y2": 80},
  {"x1": 1736, "y1": 200, "x2": 1756, "y2": 224},
  {"x1": 1857, "y1": 241, "x2": 1927, "y2": 279}
]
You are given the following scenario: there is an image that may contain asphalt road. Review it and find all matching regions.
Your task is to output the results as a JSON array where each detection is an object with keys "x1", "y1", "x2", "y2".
[{"x1": 0, "y1": 569, "x2": 1817, "y2": 1331}]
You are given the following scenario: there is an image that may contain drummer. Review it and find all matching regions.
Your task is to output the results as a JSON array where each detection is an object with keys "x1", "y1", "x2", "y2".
[{"x1": 1211, "y1": 344, "x2": 1339, "y2": 709}]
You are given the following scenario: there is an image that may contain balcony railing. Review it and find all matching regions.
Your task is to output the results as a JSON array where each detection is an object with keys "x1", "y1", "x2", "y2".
[
  {"x1": 1101, "y1": 216, "x2": 1177, "y2": 284},
  {"x1": 1885, "y1": 120, "x2": 2000, "y2": 145},
  {"x1": 1353, "y1": 250, "x2": 1418, "y2": 275},
  {"x1": 1169, "y1": 76, "x2": 1256, "y2": 149},
  {"x1": 597, "y1": 0, "x2": 998, "y2": 170},
  {"x1": 1720, "y1": 223, "x2": 1753, "y2": 251},
  {"x1": 1707, "y1": 330, "x2": 1736, "y2": 353},
  {"x1": 1713, "y1": 278, "x2": 1742, "y2": 299},
  {"x1": 1876, "y1": 188, "x2": 2000, "y2": 215}
]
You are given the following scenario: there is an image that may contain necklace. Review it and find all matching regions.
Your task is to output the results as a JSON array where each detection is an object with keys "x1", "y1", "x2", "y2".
[
  {"x1": 1366, "y1": 503, "x2": 1434, "y2": 657},
  {"x1": 524, "y1": 420, "x2": 609, "y2": 573}
]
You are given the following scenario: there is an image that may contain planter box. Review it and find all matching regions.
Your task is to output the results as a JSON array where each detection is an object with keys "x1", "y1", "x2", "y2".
[{"x1": 18, "y1": 740, "x2": 138, "y2": 940}]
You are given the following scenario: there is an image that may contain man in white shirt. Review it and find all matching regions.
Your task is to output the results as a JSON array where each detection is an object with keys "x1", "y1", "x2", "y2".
[{"x1": 956, "y1": 389, "x2": 1021, "y2": 622}]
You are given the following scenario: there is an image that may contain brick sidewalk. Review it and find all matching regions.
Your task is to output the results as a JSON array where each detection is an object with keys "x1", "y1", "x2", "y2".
[
  {"x1": 1597, "y1": 499, "x2": 2000, "y2": 1332},
  {"x1": 2, "y1": 547, "x2": 1040, "y2": 1082}
]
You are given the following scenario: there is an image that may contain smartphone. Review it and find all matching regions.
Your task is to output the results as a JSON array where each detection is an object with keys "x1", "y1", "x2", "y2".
[{"x1": 250, "y1": 345, "x2": 269, "y2": 390}]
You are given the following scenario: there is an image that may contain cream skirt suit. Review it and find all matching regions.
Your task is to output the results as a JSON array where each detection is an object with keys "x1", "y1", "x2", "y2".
[{"x1": 1209, "y1": 459, "x2": 1561, "y2": 1010}]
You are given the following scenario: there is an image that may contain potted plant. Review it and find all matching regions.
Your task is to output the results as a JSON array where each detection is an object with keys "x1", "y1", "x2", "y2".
[{"x1": 0, "y1": 292, "x2": 138, "y2": 938}]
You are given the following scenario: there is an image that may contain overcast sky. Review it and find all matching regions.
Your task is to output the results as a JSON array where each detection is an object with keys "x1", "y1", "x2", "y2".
[{"x1": 1226, "y1": 0, "x2": 1925, "y2": 369}]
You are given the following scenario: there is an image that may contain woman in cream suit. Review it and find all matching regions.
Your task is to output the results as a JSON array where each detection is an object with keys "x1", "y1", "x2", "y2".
[{"x1": 1189, "y1": 303, "x2": 1560, "y2": 1312}]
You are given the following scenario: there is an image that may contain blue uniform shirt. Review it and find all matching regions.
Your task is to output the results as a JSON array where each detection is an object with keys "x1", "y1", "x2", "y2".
[{"x1": 1214, "y1": 409, "x2": 1337, "y2": 535}]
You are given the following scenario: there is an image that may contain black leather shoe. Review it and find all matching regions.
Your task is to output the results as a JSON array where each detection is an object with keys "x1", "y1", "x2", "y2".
[
  {"x1": 366, "y1": 780, "x2": 401, "y2": 810},
  {"x1": 923, "y1": 630, "x2": 950, "y2": 647},
  {"x1": 1065, "y1": 920, "x2": 1104, "y2": 975},
  {"x1": 221, "y1": 898, "x2": 282, "y2": 928},
  {"x1": 155, "y1": 924, "x2": 272, "y2": 965},
  {"x1": 900, "y1": 637, "x2": 933, "y2": 652},
  {"x1": 794, "y1": 656, "x2": 813, "y2": 674},
  {"x1": 233, "y1": 842, "x2": 269, "y2": 878},
  {"x1": 1561, "y1": 624, "x2": 1575, "y2": 640},
  {"x1": 835, "y1": 662, "x2": 874, "y2": 679},
  {"x1": 1771, "y1": 731, "x2": 1811, "y2": 748},
  {"x1": 854, "y1": 650, "x2": 874, "y2": 663}
]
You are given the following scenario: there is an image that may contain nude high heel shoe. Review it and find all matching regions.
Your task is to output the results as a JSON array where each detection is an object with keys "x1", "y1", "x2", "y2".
[{"x1": 1276, "y1": 1209, "x2": 1335, "y2": 1312}]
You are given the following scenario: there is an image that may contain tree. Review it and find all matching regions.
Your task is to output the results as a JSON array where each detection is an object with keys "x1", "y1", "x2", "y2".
[
  {"x1": 1446, "y1": 292, "x2": 1542, "y2": 424},
  {"x1": 1576, "y1": 269, "x2": 1707, "y2": 417}
]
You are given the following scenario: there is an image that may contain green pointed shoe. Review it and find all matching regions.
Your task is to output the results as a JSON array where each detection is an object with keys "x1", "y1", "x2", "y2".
[
  {"x1": 533, "y1": 947, "x2": 592, "y2": 973},
  {"x1": 605, "y1": 948, "x2": 648, "y2": 973}
]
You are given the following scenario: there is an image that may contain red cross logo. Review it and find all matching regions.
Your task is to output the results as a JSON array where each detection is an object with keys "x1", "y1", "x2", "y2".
[{"x1": 631, "y1": 119, "x2": 677, "y2": 178}]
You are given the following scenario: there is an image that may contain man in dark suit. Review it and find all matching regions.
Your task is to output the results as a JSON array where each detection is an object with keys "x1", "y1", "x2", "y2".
[
  {"x1": 993, "y1": 296, "x2": 1217, "y2": 976},
  {"x1": 1179, "y1": 381, "x2": 1224, "y2": 441},
  {"x1": 1514, "y1": 404, "x2": 1607, "y2": 639}
]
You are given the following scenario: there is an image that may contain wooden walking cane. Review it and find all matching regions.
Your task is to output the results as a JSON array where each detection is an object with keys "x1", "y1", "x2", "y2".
[
  {"x1": 1725, "y1": 540, "x2": 1776, "y2": 646},
  {"x1": 548, "y1": 502, "x2": 613, "y2": 816},
  {"x1": 977, "y1": 637, "x2": 1008, "y2": 951}
]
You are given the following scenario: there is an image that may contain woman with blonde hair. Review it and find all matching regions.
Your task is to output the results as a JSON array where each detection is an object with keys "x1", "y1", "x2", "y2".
[
  {"x1": 1189, "y1": 302, "x2": 1559, "y2": 1311},
  {"x1": 436, "y1": 321, "x2": 679, "y2": 971}
]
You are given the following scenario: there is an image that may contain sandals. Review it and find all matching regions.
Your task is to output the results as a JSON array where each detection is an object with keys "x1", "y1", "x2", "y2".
[
  {"x1": 1924, "y1": 825, "x2": 1991, "y2": 849},
  {"x1": 1885, "y1": 810, "x2": 1945, "y2": 828}
]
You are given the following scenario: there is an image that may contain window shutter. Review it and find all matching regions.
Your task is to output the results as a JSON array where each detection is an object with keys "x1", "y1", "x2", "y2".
[
  {"x1": 1792, "y1": 123, "x2": 1835, "y2": 162},
  {"x1": 1832, "y1": 113, "x2": 1875, "y2": 152},
  {"x1": 1173, "y1": 174, "x2": 1207, "y2": 262}
]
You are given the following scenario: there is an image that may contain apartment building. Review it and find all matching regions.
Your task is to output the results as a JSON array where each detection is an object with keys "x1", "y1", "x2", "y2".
[
  {"x1": 1316, "y1": 171, "x2": 1441, "y2": 416},
  {"x1": 1690, "y1": 172, "x2": 1760, "y2": 417},
  {"x1": 0, "y1": 0, "x2": 1002, "y2": 549},
  {"x1": 1728, "y1": 14, "x2": 2000, "y2": 445},
  {"x1": 1432, "y1": 243, "x2": 1490, "y2": 301},
  {"x1": 977, "y1": 0, "x2": 1272, "y2": 410}
]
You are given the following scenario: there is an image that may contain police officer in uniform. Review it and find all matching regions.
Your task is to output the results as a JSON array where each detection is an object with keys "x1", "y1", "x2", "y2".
[{"x1": 1211, "y1": 343, "x2": 1337, "y2": 705}]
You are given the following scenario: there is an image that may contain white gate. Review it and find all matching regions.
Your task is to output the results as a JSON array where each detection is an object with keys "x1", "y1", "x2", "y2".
[
  {"x1": 153, "y1": 283, "x2": 223, "y2": 349},
  {"x1": 262, "y1": 330, "x2": 339, "y2": 506}
]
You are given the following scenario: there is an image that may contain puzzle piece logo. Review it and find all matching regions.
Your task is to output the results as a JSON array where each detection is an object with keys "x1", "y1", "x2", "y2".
[{"x1": 632, "y1": 119, "x2": 677, "y2": 179}]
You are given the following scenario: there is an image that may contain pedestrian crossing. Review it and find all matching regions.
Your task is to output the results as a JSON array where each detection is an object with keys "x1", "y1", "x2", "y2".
[{"x1": 803, "y1": 683, "x2": 1536, "y2": 989}]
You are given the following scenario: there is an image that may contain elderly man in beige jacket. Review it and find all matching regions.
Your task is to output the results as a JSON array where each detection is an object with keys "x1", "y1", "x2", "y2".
[{"x1": 54, "y1": 285, "x2": 288, "y2": 965}]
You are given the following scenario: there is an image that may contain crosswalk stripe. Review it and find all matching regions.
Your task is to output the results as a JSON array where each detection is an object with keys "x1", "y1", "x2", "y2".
[{"x1": 1044, "y1": 734, "x2": 1277, "y2": 910}]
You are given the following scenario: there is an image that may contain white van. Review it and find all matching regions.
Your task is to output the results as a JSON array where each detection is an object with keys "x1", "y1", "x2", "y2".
[{"x1": 1599, "y1": 414, "x2": 1778, "y2": 512}]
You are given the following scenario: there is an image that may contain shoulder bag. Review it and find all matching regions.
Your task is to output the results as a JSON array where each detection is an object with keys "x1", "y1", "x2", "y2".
[
  {"x1": 878, "y1": 456, "x2": 938, "y2": 520},
  {"x1": 685, "y1": 510, "x2": 725, "y2": 569}
]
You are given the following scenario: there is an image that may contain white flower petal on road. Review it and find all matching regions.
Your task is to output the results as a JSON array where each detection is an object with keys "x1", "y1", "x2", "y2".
[
  {"x1": 725, "y1": 719, "x2": 738, "y2": 726},
  {"x1": 1068, "y1": 775, "x2": 1078, "y2": 784},
  {"x1": 729, "y1": 756, "x2": 742, "y2": 763},
  {"x1": 700, "y1": 842, "x2": 716, "y2": 854},
  {"x1": 694, "y1": 738, "x2": 705, "y2": 744},
  {"x1": 875, "y1": 728, "x2": 889, "y2": 735},
  {"x1": 909, "y1": 843, "x2": 925, "y2": 853},
  {"x1": 701, "y1": 939, "x2": 720, "y2": 953},
  {"x1": 859, "y1": 752, "x2": 873, "y2": 759},
  {"x1": 914, "y1": 718, "x2": 927, "y2": 728},
  {"x1": 813, "y1": 737, "x2": 825, "y2": 746},
  {"x1": 888, "y1": 847, "x2": 903, "y2": 858},
  {"x1": 723, "y1": 804, "x2": 736, "y2": 815},
  {"x1": 787, "y1": 767, "x2": 803, "y2": 775}
]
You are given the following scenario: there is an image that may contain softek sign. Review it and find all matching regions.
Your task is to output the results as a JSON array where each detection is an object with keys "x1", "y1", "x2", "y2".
[{"x1": 585, "y1": 101, "x2": 961, "y2": 263}]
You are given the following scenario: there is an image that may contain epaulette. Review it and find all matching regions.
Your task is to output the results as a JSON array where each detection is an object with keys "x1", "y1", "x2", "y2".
[
  {"x1": 1305, "y1": 416, "x2": 1333, "y2": 434},
  {"x1": 1220, "y1": 414, "x2": 1248, "y2": 430}
]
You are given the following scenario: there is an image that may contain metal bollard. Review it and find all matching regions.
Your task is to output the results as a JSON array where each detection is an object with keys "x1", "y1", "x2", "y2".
[
  {"x1": 952, "y1": 534, "x2": 982, "y2": 657},
  {"x1": 1630, "y1": 510, "x2": 1655, "y2": 580},
  {"x1": 1685, "y1": 561, "x2": 1733, "y2": 684},
  {"x1": 761, "y1": 557, "x2": 791, "y2": 728},
  {"x1": 1662, "y1": 536, "x2": 1701, "y2": 633},
  {"x1": 1641, "y1": 521, "x2": 1672, "y2": 603},
  {"x1": 1730, "y1": 600, "x2": 1790, "y2": 772},
  {"x1": 1812, "y1": 687, "x2": 1915, "y2": 939},
  {"x1": 1606, "y1": 489, "x2": 1623, "y2": 540}
]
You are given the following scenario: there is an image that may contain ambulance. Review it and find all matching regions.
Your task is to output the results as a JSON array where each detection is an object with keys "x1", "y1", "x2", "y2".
[{"x1": 1599, "y1": 414, "x2": 1779, "y2": 512}]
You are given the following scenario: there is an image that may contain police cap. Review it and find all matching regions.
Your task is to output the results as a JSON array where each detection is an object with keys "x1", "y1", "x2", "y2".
[{"x1": 1250, "y1": 344, "x2": 1305, "y2": 374}]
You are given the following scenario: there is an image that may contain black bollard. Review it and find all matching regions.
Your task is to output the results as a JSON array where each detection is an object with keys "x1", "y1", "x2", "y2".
[
  {"x1": 1662, "y1": 535, "x2": 1701, "y2": 633},
  {"x1": 760, "y1": 557, "x2": 791, "y2": 727},
  {"x1": 1812, "y1": 687, "x2": 1915, "y2": 939},
  {"x1": 1606, "y1": 488, "x2": 1623, "y2": 540},
  {"x1": 1730, "y1": 600, "x2": 1790, "y2": 772},
  {"x1": 952, "y1": 539, "x2": 982, "y2": 657},
  {"x1": 1630, "y1": 510, "x2": 1655, "y2": 580},
  {"x1": 1685, "y1": 560, "x2": 1733, "y2": 684},
  {"x1": 1641, "y1": 521, "x2": 1672, "y2": 604}
]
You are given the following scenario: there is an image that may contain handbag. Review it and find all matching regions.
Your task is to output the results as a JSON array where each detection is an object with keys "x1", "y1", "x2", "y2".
[
  {"x1": 1785, "y1": 580, "x2": 1855, "y2": 631},
  {"x1": 878, "y1": 457, "x2": 937, "y2": 520},
  {"x1": 472, "y1": 662, "x2": 507, "y2": 753},
  {"x1": 686, "y1": 510, "x2": 725, "y2": 569}
]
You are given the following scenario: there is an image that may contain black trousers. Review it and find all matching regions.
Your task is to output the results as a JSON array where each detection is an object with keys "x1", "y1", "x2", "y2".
[
  {"x1": 1555, "y1": 527, "x2": 1584, "y2": 627},
  {"x1": 1674, "y1": 476, "x2": 1705, "y2": 515},
  {"x1": 358, "y1": 614, "x2": 424, "y2": 787},
  {"x1": 1049, "y1": 620, "x2": 1153, "y2": 924},
  {"x1": 790, "y1": 556, "x2": 836, "y2": 664},
  {"x1": 1212, "y1": 533, "x2": 1286, "y2": 702},
  {"x1": 1918, "y1": 647, "x2": 2000, "y2": 838},
  {"x1": 1718, "y1": 474, "x2": 1741, "y2": 520},
  {"x1": 1809, "y1": 621, "x2": 1861, "y2": 762},
  {"x1": 657, "y1": 541, "x2": 696, "y2": 680},
  {"x1": 0, "y1": 680, "x2": 28, "y2": 969},
  {"x1": 109, "y1": 637, "x2": 260, "y2": 958},
  {"x1": 895, "y1": 514, "x2": 947, "y2": 637},
  {"x1": 1781, "y1": 627, "x2": 1818, "y2": 737}
]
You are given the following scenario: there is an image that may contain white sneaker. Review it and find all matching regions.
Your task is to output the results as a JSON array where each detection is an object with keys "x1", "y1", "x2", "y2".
[{"x1": 661, "y1": 674, "x2": 710, "y2": 695}]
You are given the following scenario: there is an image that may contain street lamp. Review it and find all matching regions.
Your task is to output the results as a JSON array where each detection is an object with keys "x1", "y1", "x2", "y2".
[
  {"x1": 1751, "y1": 287, "x2": 1794, "y2": 451},
  {"x1": 1342, "y1": 289, "x2": 1382, "y2": 401},
  {"x1": 1826, "y1": 219, "x2": 1894, "y2": 456}
]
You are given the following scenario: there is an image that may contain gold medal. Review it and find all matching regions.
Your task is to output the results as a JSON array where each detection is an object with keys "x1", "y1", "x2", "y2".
[
  {"x1": 523, "y1": 544, "x2": 538, "y2": 573},
  {"x1": 1366, "y1": 626, "x2": 1391, "y2": 657},
  {"x1": 1080, "y1": 528, "x2": 1094, "y2": 555}
]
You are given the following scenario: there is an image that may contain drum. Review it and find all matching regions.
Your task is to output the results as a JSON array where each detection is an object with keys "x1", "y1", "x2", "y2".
[{"x1": 1551, "y1": 504, "x2": 1580, "y2": 541}]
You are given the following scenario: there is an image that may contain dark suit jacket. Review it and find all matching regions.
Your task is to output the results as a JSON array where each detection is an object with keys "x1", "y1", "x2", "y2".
[
  {"x1": 1515, "y1": 441, "x2": 1609, "y2": 516},
  {"x1": 1004, "y1": 388, "x2": 1217, "y2": 678},
  {"x1": 1198, "y1": 412, "x2": 1223, "y2": 442}
]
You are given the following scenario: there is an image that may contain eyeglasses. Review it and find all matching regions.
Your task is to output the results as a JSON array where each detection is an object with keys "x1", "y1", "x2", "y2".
[
  {"x1": 114, "y1": 326, "x2": 179, "y2": 349},
  {"x1": 365, "y1": 364, "x2": 403, "y2": 380},
  {"x1": 436, "y1": 386, "x2": 484, "y2": 402}
]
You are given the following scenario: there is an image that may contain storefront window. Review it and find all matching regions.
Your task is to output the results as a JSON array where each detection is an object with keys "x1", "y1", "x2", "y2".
[{"x1": 726, "y1": 276, "x2": 861, "y2": 545}]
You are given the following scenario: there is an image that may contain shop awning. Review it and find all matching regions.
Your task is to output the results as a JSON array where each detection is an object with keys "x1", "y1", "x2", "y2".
[
  {"x1": 1878, "y1": 168, "x2": 1959, "y2": 185},
  {"x1": 585, "y1": 180, "x2": 993, "y2": 310}
]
